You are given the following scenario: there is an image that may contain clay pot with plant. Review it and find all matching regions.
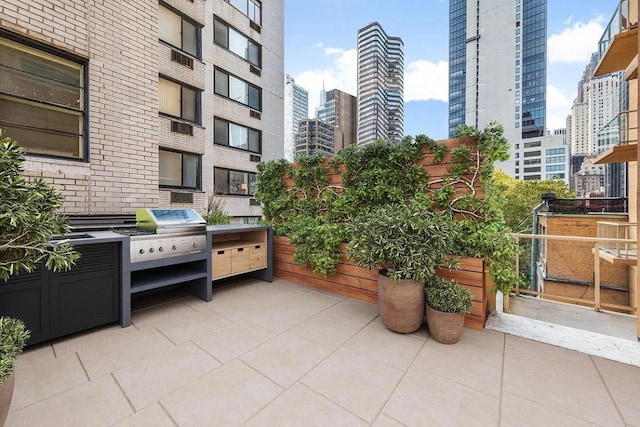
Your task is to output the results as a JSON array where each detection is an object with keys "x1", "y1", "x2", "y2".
[
  {"x1": 425, "y1": 277, "x2": 473, "y2": 344},
  {"x1": 0, "y1": 317, "x2": 30, "y2": 426},
  {"x1": 347, "y1": 197, "x2": 461, "y2": 333}
]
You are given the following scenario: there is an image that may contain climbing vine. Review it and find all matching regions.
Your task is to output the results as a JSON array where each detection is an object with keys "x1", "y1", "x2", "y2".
[{"x1": 256, "y1": 122, "x2": 519, "y2": 293}]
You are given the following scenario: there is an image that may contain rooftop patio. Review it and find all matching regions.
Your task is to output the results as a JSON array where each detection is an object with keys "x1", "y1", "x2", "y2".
[{"x1": 5, "y1": 278, "x2": 640, "y2": 426}]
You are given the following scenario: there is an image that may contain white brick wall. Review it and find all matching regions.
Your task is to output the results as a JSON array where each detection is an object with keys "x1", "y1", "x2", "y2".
[{"x1": 0, "y1": 0, "x2": 284, "y2": 218}]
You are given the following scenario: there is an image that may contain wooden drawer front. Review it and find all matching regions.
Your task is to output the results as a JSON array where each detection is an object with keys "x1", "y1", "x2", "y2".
[
  {"x1": 250, "y1": 245, "x2": 267, "y2": 269},
  {"x1": 212, "y1": 249, "x2": 232, "y2": 278},
  {"x1": 231, "y1": 247, "x2": 251, "y2": 273}
]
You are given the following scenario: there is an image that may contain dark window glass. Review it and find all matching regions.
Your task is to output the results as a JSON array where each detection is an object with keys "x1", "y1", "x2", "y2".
[{"x1": 159, "y1": 149, "x2": 201, "y2": 189}]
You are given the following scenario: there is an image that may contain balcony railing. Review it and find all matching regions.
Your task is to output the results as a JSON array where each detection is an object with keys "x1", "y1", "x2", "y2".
[
  {"x1": 598, "y1": 221, "x2": 637, "y2": 259},
  {"x1": 547, "y1": 198, "x2": 628, "y2": 214},
  {"x1": 597, "y1": 110, "x2": 638, "y2": 150},
  {"x1": 598, "y1": 0, "x2": 638, "y2": 60}
]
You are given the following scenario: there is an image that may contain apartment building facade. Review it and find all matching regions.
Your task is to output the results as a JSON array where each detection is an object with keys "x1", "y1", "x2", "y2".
[
  {"x1": 0, "y1": 0, "x2": 284, "y2": 222},
  {"x1": 356, "y1": 22, "x2": 404, "y2": 146},
  {"x1": 294, "y1": 118, "x2": 335, "y2": 157},
  {"x1": 448, "y1": 0, "x2": 547, "y2": 178}
]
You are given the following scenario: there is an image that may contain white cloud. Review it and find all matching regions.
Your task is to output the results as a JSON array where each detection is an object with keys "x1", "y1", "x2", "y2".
[
  {"x1": 404, "y1": 60, "x2": 448, "y2": 102},
  {"x1": 548, "y1": 18, "x2": 605, "y2": 64},
  {"x1": 546, "y1": 84, "x2": 573, "y2": 131}
]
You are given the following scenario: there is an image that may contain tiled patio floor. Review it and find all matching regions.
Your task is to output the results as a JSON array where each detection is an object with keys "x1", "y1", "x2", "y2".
[{"x1": 6, "y1": 277, "x2": 640, "y2": 426}]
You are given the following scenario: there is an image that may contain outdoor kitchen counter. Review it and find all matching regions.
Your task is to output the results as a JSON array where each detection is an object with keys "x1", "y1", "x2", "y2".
[{"x1": 207, "y1": 224, "x2": 273, "y2": 283}]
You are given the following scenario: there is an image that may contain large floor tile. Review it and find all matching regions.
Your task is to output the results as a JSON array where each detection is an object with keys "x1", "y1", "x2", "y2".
[
  {"x1": 77, "y1": 328, "x2": 176, "y2": 379},
  {"x1": 503, "y1": 335, "x2": 624, "y2": 426},
  {"x1": 153, "y1": 309, "x2": 233, "y2": 344},
  {"x1": 383, "y1": 365, "x2": 500, "y2": 426},
  {"x1": 14, "y1": 342, "x2": 55, "y2": 371},
  {"x1": 114, "y1": 341, "x2": 220, "y2": 410},
  {"x1": 161, "y1": 359, "x2": 282, "y2": 427},
  {"x1": 597, "y1": 371, "x2": 640, "y2": 426},
  {"x1": 322, "y1": 298, "x2": 380, "y2": 325},
  {"x1": 111, "y1": 403, "x2": 175, "y2": 427},
  {"x1": 290, "y1": 311, "x2": 365, "y2": 350},
  {"x1": 5, "y1": 374, "x2": 133, "y2": 427},
  {"x1": 500, "y1": 392, "x2": 600, "y2": 427},
  {"x1": 52, "y1": 323, "x2": 137, "y2": 357},
  {"x1": 11, "y1": 353, "x2": 88, "y2": 412},
  {"x1": 301, "y1": 347, "x2": 404, "y2": 423},
  {"x1": 412, "y1": 328, "x2": 504, "y2": 397},
  {"x1": 191, "y1": 319, "x2": 276, "y2": 363},
  {"x1": 241, "y1": 332, "x2": 331, "y2": 388},
  {"x1": 345, "y1": 322, "x2": 425, "y2": 370},
  {"x1": 372, "y1": 414, "x2": 405, "y2": 427},
  {"x1": 130, "y1": 300, "x2": 196, "y2": 329},
  {"x1": 245, "y1": 383, "x2": 367, "y2": 427}
]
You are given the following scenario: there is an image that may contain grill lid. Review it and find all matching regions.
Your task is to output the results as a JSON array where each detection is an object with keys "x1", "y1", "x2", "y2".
[{"x1": 136, "y1": 208, "x2": 206, "y2": 234}]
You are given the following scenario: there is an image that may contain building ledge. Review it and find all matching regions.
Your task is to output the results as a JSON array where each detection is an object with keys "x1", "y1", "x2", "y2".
[{"x1": 594, "y1": 143, "x2": 637, "y2": 164}]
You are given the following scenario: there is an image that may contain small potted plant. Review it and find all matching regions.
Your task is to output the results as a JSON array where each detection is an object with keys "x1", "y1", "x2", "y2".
[
  {"x1": 425, "y1": 277, "x2": 473, "y2": 344},
  {"x1": 0, "y1": 317, "x2": 30, "y2": 426},
  {"x1": 347, "y1": 197, "x2": 460, "y2": 333}
]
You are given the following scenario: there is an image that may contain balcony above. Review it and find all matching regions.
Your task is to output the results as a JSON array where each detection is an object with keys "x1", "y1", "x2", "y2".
[
  {"x1": 597, "y1": 221, "x2": 637, "y2": 264},
  {"x1": 595, "y1": 0, "x2": 638, "y2": 76}
]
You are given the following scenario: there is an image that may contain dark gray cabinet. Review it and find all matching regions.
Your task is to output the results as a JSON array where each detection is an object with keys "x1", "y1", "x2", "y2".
[{"x1": 0, "y1": 242, "x2": 121, "y2": 345}]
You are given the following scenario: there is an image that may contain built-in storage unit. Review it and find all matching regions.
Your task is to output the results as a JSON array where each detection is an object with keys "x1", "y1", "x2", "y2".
[
  {"x1": 209, "y1": 225, "x2": 273, "y2": 282},
  {"x1": 0, "y1": 240, "x2": 123, "y2": 345}
]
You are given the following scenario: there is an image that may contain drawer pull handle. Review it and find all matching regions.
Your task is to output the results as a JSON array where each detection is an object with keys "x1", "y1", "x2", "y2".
[
  {"x1": 217, "y1": 250, "x2": 225, "y2": 255},
  {"x1": 255, "y1": 245, "x2": 261, "y2": 249},
  {"x1": 237, "y1": 248, "x2": 244, "y2": 252}
]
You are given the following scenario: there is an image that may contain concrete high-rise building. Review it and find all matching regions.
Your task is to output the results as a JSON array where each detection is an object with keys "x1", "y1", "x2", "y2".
[
  {"x1": 0, "y1": 1, "x2": 285, "y2": 222},
  {"x1": 284, "y1": 74, "x2": 309, "y2": 161},
  {"x1": 356, "y1": 22, "x2": 404, "y2": 145},
  {"x1": 448, "y1": 0, "x2": 547, "y2": 178},
  {"x1": 317, "y1": 87, "x2": 358, "y2": 153},
  {"x1": 514, "y1": 130, "x2": 570, "y2": 185},
  {"x1": 295, "y1": 119, "x2": 335, "y2": 157}
]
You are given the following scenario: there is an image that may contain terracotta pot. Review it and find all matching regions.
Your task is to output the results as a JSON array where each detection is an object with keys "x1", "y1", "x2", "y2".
[
  {"x1": 377, "y1": 272, "x2": 425, "y2": 333},
  {"x1": 0, "y1": 371, "x2": 15, "y2": 427},
  {"x1": 426, "y1": 305, "x2": 465, "y2": 344}
]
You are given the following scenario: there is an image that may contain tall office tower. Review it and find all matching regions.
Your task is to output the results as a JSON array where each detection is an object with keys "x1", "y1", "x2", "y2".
[
  {"x1": 357, "y1": 22, "x2": 404, "y2": 145},
  {"x1": 295, "y1": 119, "x2": 335, "y2": 157},
  {"x1": 448, "y1": 0, "x2": 547, "y2": 178},
  {"x1": 0, "y1": 0, "x2": 285, "y2": 222},
  {"x1": 284, "y1": 75, "x2": 309, "y2": 160},
  {"x1": 317, "y1": 88, "x2": 358, "y2": 153}
]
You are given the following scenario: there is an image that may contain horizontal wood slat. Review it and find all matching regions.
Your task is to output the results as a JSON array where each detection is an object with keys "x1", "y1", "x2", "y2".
[{"x1": 274, "y1": 236, "x2": 487, "y2": 330}]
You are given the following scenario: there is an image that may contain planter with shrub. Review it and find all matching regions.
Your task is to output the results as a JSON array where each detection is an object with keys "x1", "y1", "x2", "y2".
[
  {"x1": 425, "y1": 277, "x2": 473, "y2": 344},
  {"x1": 0, "y1": 317, "x2": 30, "y2": 426}
]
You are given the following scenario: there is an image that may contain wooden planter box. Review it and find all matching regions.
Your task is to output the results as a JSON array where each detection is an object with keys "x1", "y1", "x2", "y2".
[{"x1": 273, "y1": 236, "x2": 488, "y2": 330}]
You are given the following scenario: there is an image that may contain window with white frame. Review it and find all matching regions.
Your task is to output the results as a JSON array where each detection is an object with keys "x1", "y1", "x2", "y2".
[
  {"x1": 214, "y1": 18, "x2": 261, "y2": 67},
  {"x1": 159, "y1": 77, "x2": 200, "y2": 124},
  {"x1": 0, "y1": 34, "x2": 86, "y2": 160},
  {"x1": 159, "y1": 149, "x2": 201, "y2": 189},
  {"x1": 159, "y1": 4, "x2": 201, "y2": 57}
]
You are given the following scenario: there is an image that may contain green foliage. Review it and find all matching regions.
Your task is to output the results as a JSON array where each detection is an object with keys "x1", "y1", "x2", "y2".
[
  {"x1": 256, "y1": 124, "x2": 520, "y2": 293},
  {"x1": 0, "y1": 132, "x2": 80, "y2": 282},
  {"x1": 425, "y1": 277, "x2": 473, "y2": 314},
  {"x1": 203, "y1": 211, "x2": 231, "y2": 225},
  {"x1": 492, "y1": 169, "x2": 574, "y2": 232},
  {"x1": 0, "y1": 317, "x2": 30, "y2": 383},
  {"x1": 347, "y1": 198, "x2": 461, "y2": 283}
]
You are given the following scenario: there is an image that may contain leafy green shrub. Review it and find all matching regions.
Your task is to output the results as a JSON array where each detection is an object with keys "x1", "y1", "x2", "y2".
[
  {"x1": 425, "y1": 277, "x2": 473, "y2": 314},
  {"x1": 347, "y1": 196, "x2": 461, "y2": 283},
  {"x1": 0, "y1": 131, "x2": 79, "y2": 282},
  {"x1": 203, "y1": 211, "x2": 231, "y2": 225},
  {"x1": 0, "y1": 317, "x2": 30, "y2": 383}
]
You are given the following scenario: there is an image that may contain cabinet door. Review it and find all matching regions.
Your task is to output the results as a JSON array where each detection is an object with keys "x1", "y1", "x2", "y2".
[
  {"x1": 0, "y1": 268, "x2": 49, "y2": 345},
  {"x1": 249, "y1": 244, "x2": 267, "y2": 269},
  {"x1": 212, "y1": 249, "x2": 232, "y2": 279},
  {"x1": 49, "y1": 243, "x2": 121, "y2": 339},
  {"x1": 231, "y1": 247, "x2": 251, "y2": 273}
]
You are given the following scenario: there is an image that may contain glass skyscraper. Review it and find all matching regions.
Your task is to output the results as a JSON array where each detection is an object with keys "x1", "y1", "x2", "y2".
[{"x1": 447, "y1": 0, "x2": 547, "y2": 177}]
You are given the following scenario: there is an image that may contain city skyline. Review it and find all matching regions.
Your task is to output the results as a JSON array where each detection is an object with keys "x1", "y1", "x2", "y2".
[{"x1": 285, "y1": 0, "x2": 618, "y2": 140}]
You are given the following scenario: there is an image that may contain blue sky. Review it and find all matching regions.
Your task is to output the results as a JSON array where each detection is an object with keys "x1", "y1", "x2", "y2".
[{"x1": 285, "y1": 0, "x2": 618, "y2": 140}]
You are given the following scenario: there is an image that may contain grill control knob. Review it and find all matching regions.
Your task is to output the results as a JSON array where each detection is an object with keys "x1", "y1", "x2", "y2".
[
  {"x1": 158, "y1": 247, "x2": 164, "y2": 252},
  {"x1": 192, "y1": 242, "x2": 198, "y2": 248},
  {"x1": 139, "y1": 249, "x2": 145, "y2": 254},
  {"x1": 172, "y1": 245, "x2": 177, "y2": 251},
  {"x1": 149, "y1": 248, "x2": 154, "y2": 253}
]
